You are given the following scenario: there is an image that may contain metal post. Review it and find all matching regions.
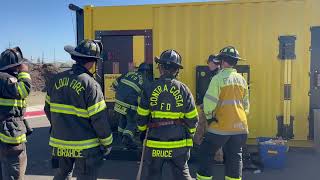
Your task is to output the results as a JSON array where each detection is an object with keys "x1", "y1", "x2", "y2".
[{"x1": 313, "y1": 109, "x2": 320, "y2": 146}]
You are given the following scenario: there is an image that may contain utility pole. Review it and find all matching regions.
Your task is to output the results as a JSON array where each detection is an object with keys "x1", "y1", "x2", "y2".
[{"x1": 8, "y1": 42, "x2": 11, "y2": 48}]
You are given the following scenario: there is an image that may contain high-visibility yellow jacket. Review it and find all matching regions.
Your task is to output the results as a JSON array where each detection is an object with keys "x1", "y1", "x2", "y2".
[{"x1": 203, "y1": 68, "x2": 249, "y2": 135}]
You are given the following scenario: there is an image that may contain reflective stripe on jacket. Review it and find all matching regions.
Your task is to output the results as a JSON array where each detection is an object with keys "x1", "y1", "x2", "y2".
[
  {"x1": 204, "y1": 68, "x2": 249, "y2": 135},
  {"x1": 113, "y1": 71, "x2": 150, "y2": 115},
  {"x1": 137, "y1": 74, "x2": 199, "y2": 152},
  {"x1": 0, "y1": 71, "x2": 31, "y2": 144},
  {"x1": 44, "y1": 64, "x2": 112, "y2": 157}
]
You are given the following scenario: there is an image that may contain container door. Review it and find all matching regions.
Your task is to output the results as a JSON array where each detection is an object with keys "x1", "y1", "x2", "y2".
[
  {"x1": 96, "y1": 30, "x2": 153, "y2": 104},
  {"x1": 95, "y1": 30, "x2": 153, "y2": 131},
  {"x1": 102, "y1": 36, "x2": 133, "y2": 74}
]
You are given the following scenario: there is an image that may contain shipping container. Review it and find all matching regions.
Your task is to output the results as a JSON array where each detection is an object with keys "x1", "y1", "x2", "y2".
[{"x1": 70, "y1": 0, "x2": 320, "y2": 146}]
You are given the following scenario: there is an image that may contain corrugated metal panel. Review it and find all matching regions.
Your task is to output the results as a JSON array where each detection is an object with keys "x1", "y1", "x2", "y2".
[
  {"x1": 153, "y1": 0, "x2": 310, "y2": 139},
  {"x1": 83, "y1": 0, "x2": 320, "y2": 141},
  {"x1": 133, "y1": 36, "x2": 145, "y2": 67},
  {"x1": 84, "y1": 5, "x2": 153, "y2": 39}
]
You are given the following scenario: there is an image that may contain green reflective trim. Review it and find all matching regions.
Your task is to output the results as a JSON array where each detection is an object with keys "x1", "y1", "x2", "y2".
[
  {"x1": 20, "y1": 82, "x2": 29, "y2": 98},
  {"x1": 115, "y1": 99, "x2": 137, "y2": 110},
  {"x1": 99, "y1": 134, "x2": 113, "y2": 146},
  {"x1": 17, "y1": 82, "x2": 28, "y2": 99},
  {"x1": 151, "y1": 111, "x2": 184, "y2": 119},
  {"x1": 50, "y1": 108, "x2": 88, "y2": 118},
  {"x1": 196, "y1": 173, "x2": 212, "y2": 180},
  {"x1": 17, "y1": 84, "x2": 23, "y2": 97},
  {"x1": 48, "y1": 100, "x2": 105, "y2": 118},
  {"x1": 123, "y1": 130, "x2": 134, "y2": 137},
  {"x1": 23, "y1": 100, "x2": 27, "y2": 107},
  {"x1": 114, "y1": 106, "x2": 127, "y2": 115},
  {"x1": 49, "y1": 137, "x2": 100, "y2": 150},
  {"x1": 121, "y1": 79, "x2": 141, "y2": 94},
  {"x1": 18, "y1": 75, "x2": 31, "y2": 80},
  {"x1": 18, "y1": 72, "x2": 31, "y2": 80},
  {"x1": 0, "y1": 133, "x2": 26, "y2": 144},
  {"x1": 88, "y1": 100, "x2": 105, "y2": 111},
  {"x1": 185, "y1": 108, "x2": 198, "y2": 119},
  {"x1": 118, "y1": 127, "x2": 124, "y2": 133},
  {"x1": 0, "y1": 98, "x2": 25, "y2": 107},
  {"x1": 137, "y1": 106, "x2": 150, "y2": 116},
  {"x1": 45, "y1": 95, "x2": 50, "y2": 103},
  {"x1": 50, "y1": 103, "x2": 89, "y2": 118},
  {"x1": 115, "y1": 99, "x2": 129, "y2": 107},
  {"x1": 50, "y1": 103, "x2": 87, "y2": 112},
  {"x1": 146, "y1": 139, "x2": 193, "y2": 148},
  {"x1": 189, "y1": 127, "x2": 197, "y2": 134},
  {"x1": 88, "y1": 100, "x2": 107, "y2": 117},
  {"x1": 225, "y1": 176, "x2": 241, "y2": 180},
  {"x1": 138, "y1": 125, "x2": 147, "y2": 131}
]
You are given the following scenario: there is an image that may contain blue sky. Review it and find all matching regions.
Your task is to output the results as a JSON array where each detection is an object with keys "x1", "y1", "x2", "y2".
[{"x1": 0, "y1": 0, "x2": 217, "y2": 62}]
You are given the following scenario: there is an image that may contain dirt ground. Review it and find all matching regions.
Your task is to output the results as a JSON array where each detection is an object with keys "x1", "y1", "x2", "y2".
[
  {"x1": 27, "y1": 91, "x2": 46, "y2": 106},
  {"x1": 25, "y1": 115, "x2": 320, "y2": 180},
  {"x1": 29, "y1": 63, "x2": 61, "y2": 92},
  {"x1": 24, "y1": 93, "x2": 320, "y2": 180}
]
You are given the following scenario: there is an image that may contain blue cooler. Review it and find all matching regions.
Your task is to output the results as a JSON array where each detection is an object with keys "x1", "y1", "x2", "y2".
[{"x1": 257, "y1": 137, "x2": 288, "y2": 169}]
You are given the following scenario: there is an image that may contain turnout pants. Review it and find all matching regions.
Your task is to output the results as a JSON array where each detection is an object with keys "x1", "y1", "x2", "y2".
[
  {"x1": 118, "y1": 109, "x2": 137, "y2": 139},
  {"x1": 142, "y1": 152, "x2": 193, "y2": 180},
  {"x1": 0, "y1": 142, "x2": 27, "y2": 180},
  {"x1": 53, "y1": 156, "x2": 103, "y2": 180},
  {"x1": 196, "y1": 133, "x2": 247, "y2": 180}
]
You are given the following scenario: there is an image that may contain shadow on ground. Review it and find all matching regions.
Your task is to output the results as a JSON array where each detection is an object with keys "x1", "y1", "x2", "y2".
[
  {"x1": 25, "y1": 125, "x2": 320, "y2": 180},
  {"x1": 25, "y1": 127, "x2": 54, "y2": 176}
]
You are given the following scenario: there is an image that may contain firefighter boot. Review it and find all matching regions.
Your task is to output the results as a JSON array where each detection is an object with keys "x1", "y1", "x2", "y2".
[{"x1": 122, "y1": 135, "x2": 138, "y2": 150}]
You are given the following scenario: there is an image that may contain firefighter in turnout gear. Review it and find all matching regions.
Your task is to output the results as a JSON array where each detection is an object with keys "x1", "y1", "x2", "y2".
[
  {"x1": 112, "y1": 62, "x2": 152, "y2": 149},
  {"x1": 194, "y1": 54, "x2": 221, "y2": 145},
  {"x1": 207, "y1": 54, "x2": 220, "y2": 76},
  {"x1": 137, "y1": 50, "x2": 199, "y2": 180},
  {"x1": 198, "y1": 54, "x2": 221, "y2": 106},
  {"x1": 196, "y1": 46, "x2": 249, "y2": 180},
  {"x1": 44, "y1": 40, "x2": 113, "y2": 180},
  {"x1": 0, "y1": 47, "x2": 31, "y2": 180}
]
